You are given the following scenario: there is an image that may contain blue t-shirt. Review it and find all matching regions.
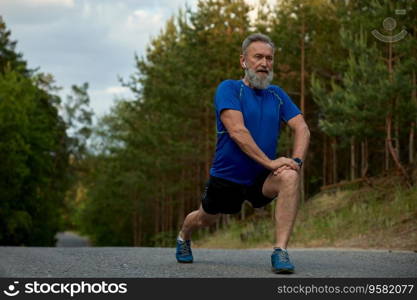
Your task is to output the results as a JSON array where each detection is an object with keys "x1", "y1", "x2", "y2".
[{"x1": 209, "y1": 79, "x2": 301, "y2": 185}]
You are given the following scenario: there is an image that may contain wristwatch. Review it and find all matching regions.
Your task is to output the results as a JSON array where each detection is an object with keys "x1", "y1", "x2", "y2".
[{"x1": 292, "y1": 157, "x2": 303, "y2": 168}]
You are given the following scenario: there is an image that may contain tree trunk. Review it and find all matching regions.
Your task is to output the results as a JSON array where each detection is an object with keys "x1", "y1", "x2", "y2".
[
  {"x1": 323, "y1": 135, "x2": 328, "y2": 186},
  {"x1": 410, "y1": 71, "x2": 416, "y2": 163},
  {"x1": 138, "y1": 210, "x2": 142, "y2": 246},
  {"x1": 394, "y1": 109, "x2": 400, "y2": 159},
  {"x1": 154, "y1": 196, "x2": 160, "y2": 235},
  {"x1": 385, "y1": 138, "x2": 390, "y2": 171},
  {"x1": 332, "y1": 137, "x2": 338, "y2": 184},
  {"x1": 350, "y1": 137, "x2": 356, "y2": 180},
  {"x1": 222, "y1": 214, "x2": 229, "y2": 227},
  {"x1": 161, "y1": 177, "x2": 166, "y2": 233},
  {"x1": 132, "y1": 185, "x2": 140, "y2": 246},
  {"x1": 183, "y1": 168, "x2": 191, "y2": 214},
  {"x1": 167, "y1": 194, "x2": 171, "y2": 235},
  {"x1": 385, "y1": 40, "x2": 393, "y2": 173},
  {"x1": 385, "y1": 37, "x2": 410, "y2": 186},
  {"x1": 133, "y1": 210, "x2": 138, "y2": 246},
  {"x1": 240, "y1": 205, "x2": 245, "y2": 220},
  {"x1": 196, "y1": 159, "x2": 202, "y2": 201},
  {"x1": 410, "y1": 124, "x2": 415, "y2": 164},
  {"x1": 361, "y1": 139, "x2": 369, "y2": 177},
  {"x1": 178, "y1": 168, "x2": 185, "y2": 229},
  {"x1": 387, "y1": 115, "x2": 411, "y2": 187},
  {"x1": 205, "y1": 104, "x2": 210, "y2": 177}
]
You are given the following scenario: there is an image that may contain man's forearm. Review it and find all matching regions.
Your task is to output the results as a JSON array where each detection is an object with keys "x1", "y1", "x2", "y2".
[
  {"x1": 291, "y1": 124, "x2": 310, "y2": 161},
  {"x1": 229, "y1": 127, "x2": 273, "y2": 170}
]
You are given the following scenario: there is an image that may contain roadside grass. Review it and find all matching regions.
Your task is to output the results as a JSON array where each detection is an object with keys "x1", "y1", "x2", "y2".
[{"x1": 195, "y1": 175, "x2": 417, "y2": 251}]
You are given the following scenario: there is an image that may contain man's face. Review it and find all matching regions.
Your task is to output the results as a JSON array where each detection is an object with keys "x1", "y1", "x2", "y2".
[{"x1": 241, "y1": 41, "x2": 274, "y2": 89}]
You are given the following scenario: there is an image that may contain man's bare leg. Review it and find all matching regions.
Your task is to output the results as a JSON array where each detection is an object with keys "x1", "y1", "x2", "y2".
[
  {"x1": 179, "y1": 205, "x2": 219, "y2": 240},
  {"x1": 262, "y1": 169, "x2": 300, "y2": 249}
]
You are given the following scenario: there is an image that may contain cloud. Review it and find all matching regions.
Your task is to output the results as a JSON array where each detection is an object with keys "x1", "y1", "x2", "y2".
[
  {"x1": 87, "y1": 87, "x2": 133, "y2": 118},
  {"x1": 33, "y1": 0, "x2": 74, "y2": 6},
  {"x1": 87, "y1": 89, "x2": 118, "y2": 118},
  {"x1": 105, "y1": 86, "x2": 130, "y2": 95},
  {"x1": 2, "y1": 0, "x2": 74, "y2": 7},
  {"x1": 1, "y1": 0, "x2": 268, "y2": 121},
  {"x1": 106, "y1": 8, "x2": 165, "y2": 50}
]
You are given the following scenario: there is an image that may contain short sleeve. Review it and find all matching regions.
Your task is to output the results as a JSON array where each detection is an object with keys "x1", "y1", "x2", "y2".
[
  {"x1": 215, "y1": 80, "x2": 242, "y2": 115},
  {"x1": 275, "y1": 87, "x2": 301, "y2": 123}
]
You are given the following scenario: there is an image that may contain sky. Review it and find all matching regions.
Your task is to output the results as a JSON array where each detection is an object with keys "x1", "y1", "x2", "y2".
[
  {"x1": 0, "y1": 0, "x2": 269, "y2": 121},
  {"x1": 0, "y1": 0, "x2": 200, "y2": 120}
]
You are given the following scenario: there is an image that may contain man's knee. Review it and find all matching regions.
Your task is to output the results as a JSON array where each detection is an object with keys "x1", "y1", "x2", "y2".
[{"x1": 277, "y1": 169, "x2": 299, "y2": 184}]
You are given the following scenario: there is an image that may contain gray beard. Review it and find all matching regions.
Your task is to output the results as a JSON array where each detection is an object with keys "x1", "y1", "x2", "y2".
[{"x1": 245, "y1": 68, "x2": 273, "y2": 90}]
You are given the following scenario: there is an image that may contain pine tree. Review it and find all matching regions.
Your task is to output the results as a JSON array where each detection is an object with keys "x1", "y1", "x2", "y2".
[
  {"x1": 0, "y1": 17, "x2": 29, "y2": 75},
  {"x1": 0, "y1": 19, "x2": 70, "y2": 245}
]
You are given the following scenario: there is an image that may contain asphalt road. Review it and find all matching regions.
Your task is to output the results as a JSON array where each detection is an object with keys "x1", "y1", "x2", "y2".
[
  {"x1": 0, "y1": 246, "x2": 416, "y2": 278},
  {"x1": 55, "y1": 232, "x2": 90, "y2": 247}
]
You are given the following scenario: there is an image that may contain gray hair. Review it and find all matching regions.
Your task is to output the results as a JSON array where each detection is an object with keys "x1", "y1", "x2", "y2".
[{"x1": 242, "y1": 33, "x2": 275, "y2": 56}]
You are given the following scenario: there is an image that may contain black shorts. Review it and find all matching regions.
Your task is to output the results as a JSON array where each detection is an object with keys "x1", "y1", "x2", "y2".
[{"x1": 201, "y1": 171, "x2": 275, "y2": 215}]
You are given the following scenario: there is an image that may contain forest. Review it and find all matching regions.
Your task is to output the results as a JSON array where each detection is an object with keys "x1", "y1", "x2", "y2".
[{"x1": 0, "y1": 0, "x2": 416, "y2": 247}]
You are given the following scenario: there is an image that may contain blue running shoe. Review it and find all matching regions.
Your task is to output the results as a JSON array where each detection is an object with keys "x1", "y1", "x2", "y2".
[
  {"x1": 176, "y1": 239, "x2": 193, "y2": 263},
  {"x1": 271, "y1": 248, "x2": 295, "y2": 274}
]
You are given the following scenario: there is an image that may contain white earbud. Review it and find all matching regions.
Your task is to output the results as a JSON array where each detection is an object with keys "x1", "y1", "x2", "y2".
[{"x1": 243, "y1": 61, "x2": 247, "y2": 69}]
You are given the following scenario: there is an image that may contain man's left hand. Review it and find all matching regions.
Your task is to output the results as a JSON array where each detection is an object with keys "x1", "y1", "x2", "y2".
[{"x1": 273, "y1": 164, "x2": 300, "y2": 176}]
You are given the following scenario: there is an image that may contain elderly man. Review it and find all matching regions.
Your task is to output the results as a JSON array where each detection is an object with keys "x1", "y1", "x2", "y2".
[{"x1": 175, "y1": 33, "x2": 310, "y2": 274}]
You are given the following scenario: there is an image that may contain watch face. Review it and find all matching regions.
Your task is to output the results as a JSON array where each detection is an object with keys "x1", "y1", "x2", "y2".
[{"x1": 293, "y1": 158, "x2": 302, "y2": 166}]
